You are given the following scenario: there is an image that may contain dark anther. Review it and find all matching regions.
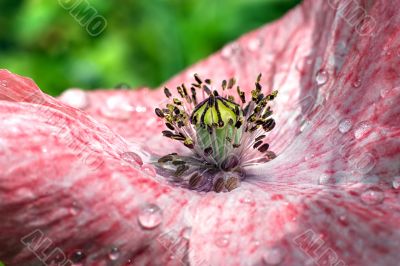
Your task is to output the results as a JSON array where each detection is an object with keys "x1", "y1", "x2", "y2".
[
  {"x1": 162, "y1": 130, "x2": 174, "y2": 138},
  {"x1": 235, "y1": 120, "x2": 243, "y2": 128},
  {"x1": 164, "y1": 87, "x2": 172, "y2": 98},
  {"x1": 205, "y1": 79, "x2": 211, "y2": 84},
  {"x1": 173, "y1": 107, "x2": 180, "y2": 115},
  {"x1": 262, "y1": 119, "x2": 276, "y2": 132},
  {"x1": 222, "y1": 80, "x2": 227, "y2": 90},
  {"x1": 189, "y1": 173, "x2": 202, "y2": 188},
  {"x1": 257, "y1": 73, "x2": 262, "y2": 83},
  {"x1": 213, "y1": 90, "x2": 219, "y2": 96},
  {"x1": 165, "y1": 123, "x2": 175, "y2": 130},
  {"x1": 177, "y1": 121, "x2": 185, "y2": 128},
  {"x1": 181, "y1": 84, "x2": 188, "y2": 96},
  {"x1": 253, "y1": 140, "x2": 263, "y2": 149},
  {"x1": 177, "y1": 87, "x2": 185, "y2": 98},
  {"x1": 194, "y1": 73, "x2": 202, "y2": 84},
  {"x1": 255, "y1": 82, "x2": 262, "y2": 92},
  {"x1": 218, "y1": 121, "x2": 225, "y2": 127},
  {"x1": 175, "y1": 165, "x2": 189, "y2": 177},
  {"x1": 172, "y1": 160, "x2": 186, "y2": 165},
  {"x1": 237, "y1": 87, "x2": 246, "y2": 103},
  {"x1": 173, "y1": 98, "x2": 182, "y2": 105},
  {"x1": 228, "y1": 78, "x2": 236, "y2": 89},
  {"x1": 265, "y1": 150, "x2": 277, "y2": 159},
  {"x1": 213, "y1": 178, "x2": 225, "y2": 193},
  {"x1": 204, "y1": 147, "x2": 213, "y2": 156},
  {"x1": 233, "y1": 144, "x2": 241, "y2": 148},
  {"x1": 221, "y1": 155, "x2": 239, "y2": 171},
  {"x1": 184, "y1": 138, "x2": 195, "y2": 149},
  {"x1": 255, "y1": 135, "x2": 266, "y2": 141},
  {"x1": 203, "y1": 85, "x2": 211, "y2": 95},
  {"x1": 155, "y1": 108, "x2": 164, "y2": 118},
  {"x1": 158, "y1": 155, "x2": 174, "y2": 163},
  {"x1": 192, "y1": 83, "x2": 201, "y2": 88},
  {"x1": 172, "y1": 134, "x2": 186, "y2": 141},
  {"x1": 225, "y1": 176, "x2": 239, "y2": 192},
  {"x1": 258, "y1": 143, "x2": 270, "y2": 153}
]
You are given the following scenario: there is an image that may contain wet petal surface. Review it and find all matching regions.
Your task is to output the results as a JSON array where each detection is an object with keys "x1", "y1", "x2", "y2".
[{"x1": 1, "y1": 0, "x2": 400, "y2": 265}]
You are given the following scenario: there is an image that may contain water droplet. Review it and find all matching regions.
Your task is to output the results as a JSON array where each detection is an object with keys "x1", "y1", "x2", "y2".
[
  {"x1": 121, "y1": 151, "x2": 143, "y2": 166},
  {"x1": 380, "y1": 87, "x2": 390, "y2": 98},
  {"x1": 108, "y1": 247, "x2": 120, "y2": 261},
  {"x1": 360, "y1": 187, "x2": 384, "y2": 205},
  {"x1": 315, "y1": 69, "x2": 329, "y2": 86},
  {"x1": 352, "y1": 78, "x2": 361, "y2": 88},
  {"x1": 392, "y1": 177, "x2": 400, "y2": 189},
  {"x1": 215, "y1": 234, "x2": 230, "y2": 248},
  {"x1": 141, "y1": 164, "x2": 156, "y2": 177},
  {"x1": 354, "y1": 121, "x2": 371, "y2": 139},
  {"x1": 318, "y1": 175, "x2": 331, "y2": 185},
  {"x1": 338, "y1": 119, "x2": 352, "y2": 133},
  {"x1": 59, "y1": 89, "x2": 89, "y2": 109},
  {"x1": 138, "y1": 203, "x2": 163, "y2": 229},
  {"x1": 69, "y1": 250, "x2": 86, "y2": 264},
  {"x1": 247, "y1": 38, "x2": 263, "y2": 52},
  {"x1": 296, "y1": 55, "x2": 313, "y2": 71},
  {"x1": 182, "y1": 227, "x2": 192, "y2": 239},
  {"x1": 262, "y1": 247, "x2": 285, "y2": 265},
  {"x1": 221, "y1": 43, "x2": 240, "y2": 59},
  {"x1": 0, "y1": 80, "x2": 8, "y2": 87},
  {"x1": 100, "y1": 95, "x2": 134, "y2": 120},
  {"x1": 241, "y1": 197, "x2": 254, "y2": 204},
  {"x1": 69, "y1": 202, "x2": 79, "y2": 216},
  {"x1": 134, "y1": 106, "x2": 147, "y2": 113},
  {"x1": 355, "y1": 153, "x2": 376, "y2": 174}
]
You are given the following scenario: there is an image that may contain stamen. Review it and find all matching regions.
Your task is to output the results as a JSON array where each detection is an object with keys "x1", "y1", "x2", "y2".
[{"x1": 154, "y1": 73, "x2": 278, "y2": 193}]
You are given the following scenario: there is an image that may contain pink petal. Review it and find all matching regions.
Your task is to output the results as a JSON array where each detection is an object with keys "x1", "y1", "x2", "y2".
[
  {"x1": 0, "y1": 70, "x2": 194, "y2": 265},
  {"x1": 1, "y1": 0, "x2": 400, "y2": 265}
]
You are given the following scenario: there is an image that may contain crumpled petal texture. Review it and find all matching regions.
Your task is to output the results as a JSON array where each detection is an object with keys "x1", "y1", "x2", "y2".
[{"x1": 1, "y1": 0, "x2": 400, "y2": 266}]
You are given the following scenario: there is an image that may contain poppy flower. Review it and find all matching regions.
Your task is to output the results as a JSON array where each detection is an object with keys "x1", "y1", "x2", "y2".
[{"x1": 1, "y1": 0, "x2": 400, "y2": 265}]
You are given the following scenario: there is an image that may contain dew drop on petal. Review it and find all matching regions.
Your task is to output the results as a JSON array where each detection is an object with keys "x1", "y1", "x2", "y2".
[
  {"x1": 141, "y1": 164, "x2": 156, "y2": 177},
  {"x1": 100, "y1": 95, "x2": 134, "y2": 120},
  {"x1": 315, "y1": 69, "x2": 329, "y2": 86},
  {"x1": 182, "y1": 227, "x2": 192, "y2": 239},
  {"x1": 59, "y1": 89, "x2": 89, "y2": 109},
  {"x1": 108, "y1": 247, "x2": 120, "y2": 261},
  {"x1": 247, "y1": 37, "x2": 263, "y2": 52},
  {"x1": 354, "y1": 121, "x2": 371, "y2": 139},
  {"x1": 69, "y1": 250, "x2": 86, "y2": 264},
  {"x1": 0, "y1": 80, "x2": 8, "y2": 87},
  {"x1": 121, "y1": 151, "x2": 143, "y2": 166},
  {"x1": 352, "y1": 78, "x2": 361, "y2": 88},
  {"x1": 138, "y1": 203, "x2": 163, "y2": 230},
  {"x1": 380, "y1": 87, "x2": 390, "y2": 98},
  {"x1": 262, "y1": 247, "x2": 285, "y2": 265},
  {"x1": 355, "y1": 153, "x2": 376, "y2": 174},
  {"x1": 392, "y1": 177, "x2": 400, "y2": 189},
  {"x1": 360, "y1": 187, "x2": 384, "y2": 205},
  {"x1": 221, "y1": 43, "x2": 240, "y2": 59},
  {"x1": 338, "y1": 119, "x2": 352, "y2": 133},
  {"x1": 215, "y1": 234, "x2": 230, "y2": 248}
]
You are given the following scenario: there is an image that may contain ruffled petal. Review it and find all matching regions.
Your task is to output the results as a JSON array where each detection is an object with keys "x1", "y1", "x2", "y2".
[{"x1": 0, "y1": 70, "x2": 195, "y2": 265}]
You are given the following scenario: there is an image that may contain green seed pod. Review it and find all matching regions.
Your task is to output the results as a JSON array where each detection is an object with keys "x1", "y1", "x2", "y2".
[{"x1": 190, "y1": 92, "x2": 243, "y2": 164}]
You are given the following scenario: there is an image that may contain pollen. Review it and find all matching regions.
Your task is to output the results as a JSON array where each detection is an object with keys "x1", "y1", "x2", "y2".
[{"x1": 154, "y1": 74, "x2": 278, "y2": 193}]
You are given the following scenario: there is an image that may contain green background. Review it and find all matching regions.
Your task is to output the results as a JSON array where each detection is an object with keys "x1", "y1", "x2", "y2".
[{"x1": 0, "y1": 0, "x2": 300, "y2": 96}]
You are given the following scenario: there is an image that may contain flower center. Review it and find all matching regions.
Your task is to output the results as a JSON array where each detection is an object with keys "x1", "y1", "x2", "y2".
[{"x1": 154, "y1": 74, "x2": 278, "y2": 192}]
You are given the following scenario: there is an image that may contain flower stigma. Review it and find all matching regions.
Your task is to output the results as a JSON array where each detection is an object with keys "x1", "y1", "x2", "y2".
[{"x1": 154, "y1": 74, "x2": 278, "y2": 192}]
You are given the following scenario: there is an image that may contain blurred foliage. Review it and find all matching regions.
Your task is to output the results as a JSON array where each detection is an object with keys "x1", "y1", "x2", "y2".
[{"x1": 0, "y1": 0, "x2": 300, "y2": 96}]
